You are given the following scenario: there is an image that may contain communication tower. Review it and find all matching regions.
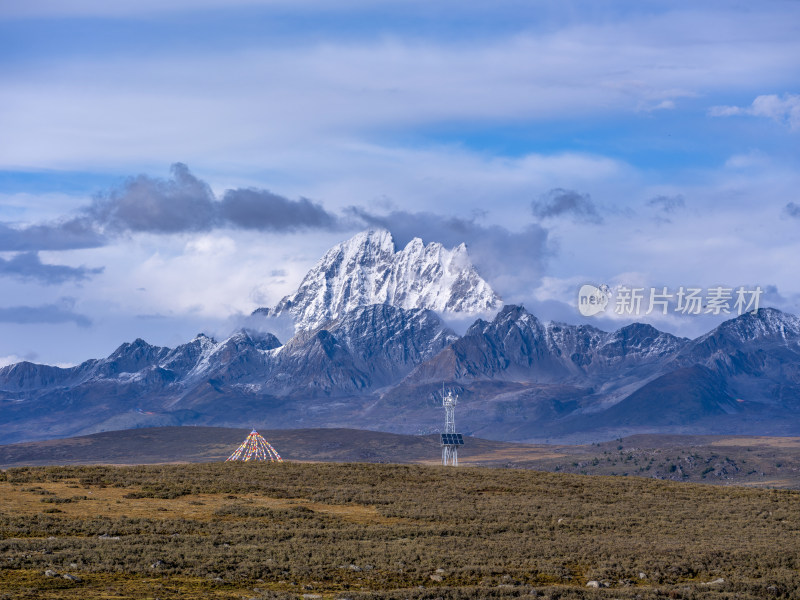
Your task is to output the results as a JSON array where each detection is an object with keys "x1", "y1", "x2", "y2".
[{"x1": 441, "y1": 388, "x2": 464, "y2": 466}]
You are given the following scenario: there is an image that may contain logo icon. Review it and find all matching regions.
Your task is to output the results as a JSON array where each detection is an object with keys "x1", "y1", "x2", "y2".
[{"x1": 577, "y1": 283, "x2": 610, "y2": 317}]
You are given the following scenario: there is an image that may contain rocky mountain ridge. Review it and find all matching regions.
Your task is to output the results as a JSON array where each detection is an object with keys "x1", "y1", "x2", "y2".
[
  {"x1": 2, "y1": 230, "x2": 798, "y2": 445},
  {"x1": 1, "y1": 303, "x2": 798, "y2": 445}
]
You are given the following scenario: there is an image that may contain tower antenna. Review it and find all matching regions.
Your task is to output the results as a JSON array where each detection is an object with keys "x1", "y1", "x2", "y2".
[{"x1": 440, "y1": 385, "x2": 463, "y2": 466}]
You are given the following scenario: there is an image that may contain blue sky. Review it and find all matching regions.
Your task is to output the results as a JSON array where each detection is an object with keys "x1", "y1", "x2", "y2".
[{"x1": 1, "y1": 0, "x2": 799, "y2": 366}]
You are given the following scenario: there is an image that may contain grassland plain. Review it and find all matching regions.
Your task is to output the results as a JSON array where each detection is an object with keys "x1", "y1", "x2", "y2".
[
  {"x1": 0, "y1": 462, "x2": 798, "y2": 599},
  {"x1": 3, "y1": 428, "x2": 800, "y2": 490}
]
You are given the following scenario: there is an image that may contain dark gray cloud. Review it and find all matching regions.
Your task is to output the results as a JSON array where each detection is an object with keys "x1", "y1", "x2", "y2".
[
  {"x1": 0, "y1": 252, "x2": 104, "y2": 285},
  {"x1": 0, "y1": 298, "x2": 91, "y2": 328},
  {"x1": 0, "y1": 218, "x2": 105, "y2": 251},
  {"x1": 346, "y1": 207, "x2": 551, "y2": 304},
  {"x1": 2, "y1": 163, "x2": 339, "y2": 286},
  {"x1": 88, "y1": 163, "x2": 339, "y2": 234},
  {"x1": 3, "y1": 164, "x2": 340, "y2": 259},
  {"x1": 89, "y1": 163, "x2": 218, "y2": 233},
  {"x1": 648, "y1": 194, "x2": 685, "y2": 213},
  {"x1": 220, "y1": 189, "x2": 336, "y2": 231},
  {"x1": 531, "y1": 188, "x2": 602, "y2": 224},
  {"x1": 785, "y1": 202, "x2": 800, "y2": 218}
]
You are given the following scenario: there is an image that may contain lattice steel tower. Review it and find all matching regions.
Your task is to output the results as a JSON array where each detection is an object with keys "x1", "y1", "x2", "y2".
[{"x1": 441, "y1": 389, "x2": 463, "y2": 466}]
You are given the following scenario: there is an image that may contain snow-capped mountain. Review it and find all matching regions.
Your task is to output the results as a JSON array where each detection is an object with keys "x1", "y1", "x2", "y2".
[
  {"x1": 253, "y1": 229, "x2": 502, "y2": 330},
  {"x1": 1, "y1": 267, "x2": 799, "y2": 444},
  {"x1": 0, "y1": 304, "x2": 459, "y2": 443}
]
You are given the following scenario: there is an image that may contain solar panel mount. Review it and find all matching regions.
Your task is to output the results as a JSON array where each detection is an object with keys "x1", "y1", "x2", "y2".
[{"x1": 441, "y1": 433, "x2": 464, "y2": 445}]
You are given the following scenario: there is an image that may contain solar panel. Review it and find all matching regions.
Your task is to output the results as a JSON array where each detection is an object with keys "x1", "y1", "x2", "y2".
[{"x1": 441, "y1": 433, "x2": 465, "y2": 445}]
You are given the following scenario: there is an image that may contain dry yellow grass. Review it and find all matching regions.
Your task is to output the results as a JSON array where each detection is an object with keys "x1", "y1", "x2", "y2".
[
  {"x1": 415, "y1": 446, "x2": 568, "y2": 467},
  {"x1": 460, "y1": 448, "x2": 568, "y2": 463},
  {"x1": 0, "y1": 568, "x2": 256, "y2": 599},
  {"x1": 710, "y1": 436, "x2": 800, "y2": 448},
  {"x1": 736, "y1": 478, "x2": 797, "y2": 487},
  {"x1": 0, "y1": 480, "x2": 404, "y2": 526},
  {"x1": 2, "y1": 462, "x2": 798, "y2": 599}
]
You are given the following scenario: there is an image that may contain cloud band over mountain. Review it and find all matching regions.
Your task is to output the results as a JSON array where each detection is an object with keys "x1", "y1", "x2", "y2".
[{"x1": 2, "y1": 163, "x2": 553, "y2": 303}]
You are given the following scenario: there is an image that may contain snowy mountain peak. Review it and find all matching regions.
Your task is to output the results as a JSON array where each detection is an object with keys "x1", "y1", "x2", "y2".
[
  {"x1": 255, "y1": 228, "x2": 502, "y2": 331},
  {"x1": 695, "y1": 307, "x2": 800, "y2": 348}
]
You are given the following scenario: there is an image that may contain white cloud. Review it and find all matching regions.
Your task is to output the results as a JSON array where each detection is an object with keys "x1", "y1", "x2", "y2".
[
  {"x1": 3, "y1": 2, "x2": 800, "y2": 365},
  {"x1": 641, "y1": 99, "x2": 677, "y2": 112},
  {"x1": 305, "y1": 144, "x2": 627, "y2": 219},
  {"x1": 724, "y1": 150, "x2": 769, "y2": 170},
  {"x1": 0, "y1": 354, "x2": 26, "y2": 368},
  {"x1": 2, "y1": 5, "x2": 799, "y2": 173},
  {"x1": 79, "y1": 230, "x2": 346, "y2": 321},
  {"x1": 710, "y1": 93, "x2": 800, "y2": 131},
  {"x1": 184, "y1": 235, "x2": 237, "y2": 256},
  {"x1": 709, "y1": 105, "x2": 741, "y2": 118},
  {"x1": 0, "y1": 353, "x2": 75, "y2": 368}
]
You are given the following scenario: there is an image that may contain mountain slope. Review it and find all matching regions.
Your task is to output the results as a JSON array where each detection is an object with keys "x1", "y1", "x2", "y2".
[
  {"x1": 405, "y1": 305, "x2": 687, "y2": 384},
  {"x1": 1, "y1": 229, "x2": 798, "y2": 447},
  {"x1": 673, "y1": 308, "x2": 800, "y2": 412},
  {"x1": 573, "y1": 365, "x2": 738, "y2": 430},
  {"x1": 0, "y1": 305, "x2": 458, "y2": 443},
  {"x1": 3, "y1": 305, "x2": 798, "y2": 444},
  {"x1": 269, "y1": 304, "x2": 457, "y2": 395}
]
